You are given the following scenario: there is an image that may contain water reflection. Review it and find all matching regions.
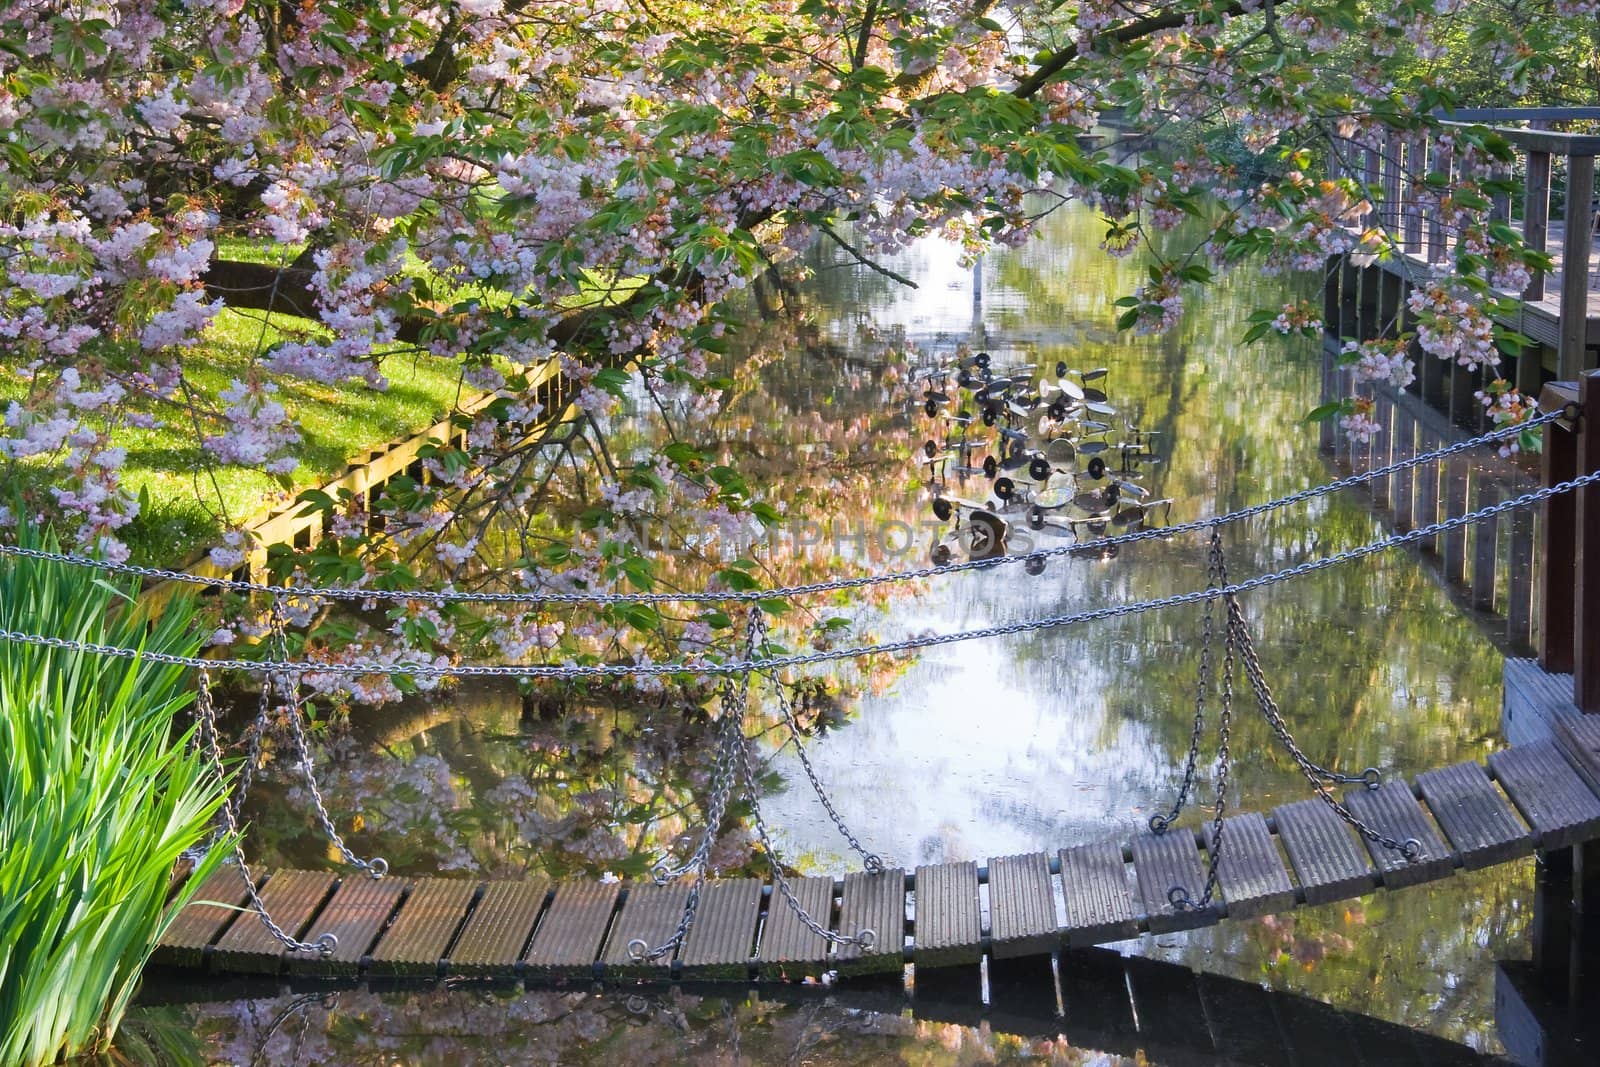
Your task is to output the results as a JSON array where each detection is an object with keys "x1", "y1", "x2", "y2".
[
  {"x1": 148, "y1": 200, "x2": 1529, "y2": 1059},
  {"x1": 135, "y1": 940, "x2": 1513, "y2": 1065}
]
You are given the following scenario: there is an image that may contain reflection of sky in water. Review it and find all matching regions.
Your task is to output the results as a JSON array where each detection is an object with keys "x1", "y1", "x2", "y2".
[{"x1": 762, "y1": 215, "x2": 1506, "y2": 885}]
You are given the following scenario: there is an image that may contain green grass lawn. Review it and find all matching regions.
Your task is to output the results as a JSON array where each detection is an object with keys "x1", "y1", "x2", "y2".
[
  {"x1": 2, "y1": 240, "x2": 646, "y2": 567},
  {"x1": 0, "y1": 306, "x2": 471, "y2": 567}
]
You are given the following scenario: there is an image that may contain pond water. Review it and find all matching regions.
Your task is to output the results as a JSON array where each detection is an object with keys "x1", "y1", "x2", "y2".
[{"x1": 132, "y1": 201, "x2": 1532, "y2": 1063}]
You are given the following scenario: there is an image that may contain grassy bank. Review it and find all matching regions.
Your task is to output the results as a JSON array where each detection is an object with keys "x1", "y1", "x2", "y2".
[
  {"x1": 0, "y1": 306, "x2": 471, "y2": 565},
  {"x1": 0, "y1": 533, "x2": 229, "y2": 1066}
]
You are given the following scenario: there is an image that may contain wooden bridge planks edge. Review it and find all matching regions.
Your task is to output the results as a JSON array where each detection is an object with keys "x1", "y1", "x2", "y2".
[{"x1": 157, "y1": 732, "x2": 1600, "y2": 982}]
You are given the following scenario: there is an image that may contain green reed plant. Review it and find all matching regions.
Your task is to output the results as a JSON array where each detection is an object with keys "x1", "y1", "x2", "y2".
[{"x1": 0, "y1": 532, "x2": 230, "y2": 1067}]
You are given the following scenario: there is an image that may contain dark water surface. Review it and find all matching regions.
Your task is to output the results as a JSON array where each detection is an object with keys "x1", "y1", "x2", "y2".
[{"x1": 133, "y1": 203, "x2": 1529, "y2": 1063}]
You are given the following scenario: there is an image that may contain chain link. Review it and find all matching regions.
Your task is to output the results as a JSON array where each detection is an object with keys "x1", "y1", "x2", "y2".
[
  {"x1": 1150, "y1": 523, "x2": 1221, "y2": 836},
  {"x1": 762, "y1": 657, "x2": 886, "y2": 875},
  {"x1": 633, "y1": 611, "x2": 877, "y2": 963},
  {"x1": 267, "y1": 600, "x2": 389, "y2": 879},
  {"x1": 192, "y1": 669, "x2": 338, "y2": 956},
  {"x1": 1225, "y1": 594, "x2": 1421, "y2": 860},
  {"x1": 630, "y1": 616, "x2": 760, "y2": 962},
  {"x1": 731, "y1": 675, "x2": 877, "y2": 953},
  {"x1": 3, "y1": 469, "x2": 1594, "y2": 680},
  {"x1": 0, "y1": 411, "x2": 1564, "y2": 607},
  {"x1": 1171, "y1": 531, "x2": 1236, "y2": 911}
]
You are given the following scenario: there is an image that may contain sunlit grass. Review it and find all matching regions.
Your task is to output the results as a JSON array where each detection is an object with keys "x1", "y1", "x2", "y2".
[
  {"x1": 1, "y1": 238, "x2": 645, "y2": 566},
  {"x1": 0, "y1": 530, "x2": 230, "y2": 1066},
  {"x1": 0, "y1": 306, "x2": 470, "y2": 565}
]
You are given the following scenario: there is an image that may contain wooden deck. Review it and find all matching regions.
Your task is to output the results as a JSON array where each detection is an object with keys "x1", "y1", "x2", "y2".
[{"x1": 154, "y1": 722, "x2": 1600, "y2": 983}]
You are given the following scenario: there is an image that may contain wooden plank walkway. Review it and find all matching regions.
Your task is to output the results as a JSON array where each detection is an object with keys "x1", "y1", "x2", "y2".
[{"x1": 155, "y1": 727, "x2": 1600, "y2": 983}]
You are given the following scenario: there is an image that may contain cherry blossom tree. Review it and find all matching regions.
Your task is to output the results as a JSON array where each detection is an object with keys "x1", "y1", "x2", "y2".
[{"x1": 0, "y1": 0, "x2": 1582, "y2": 696}]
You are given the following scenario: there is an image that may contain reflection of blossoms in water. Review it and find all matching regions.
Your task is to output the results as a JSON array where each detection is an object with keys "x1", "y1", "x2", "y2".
[
  {"x1": 159, "y1": 985, "x2": 1060, "y2": 1065},
  {"x1": 282, "y1": 746, "x2": 475, "y2": 872}
]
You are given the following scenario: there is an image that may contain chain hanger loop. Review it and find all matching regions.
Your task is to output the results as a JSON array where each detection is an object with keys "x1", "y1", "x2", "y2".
[{"x1": 191, "y1": 668, "x2": 338, "y2": 956}]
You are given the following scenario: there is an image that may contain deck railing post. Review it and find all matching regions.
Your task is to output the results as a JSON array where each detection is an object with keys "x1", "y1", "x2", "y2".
[
  {"x1": 1525, "y1": 148, "x2": 1552, "y2": 303},
  {"x1": 1402, "y1": 135, "x2": 1423, "y2": 254},
  {"x1": 1541, "y1": 383, "x2": 1579, "y2": 675},
  {"x1": 1558, "y1": 153, "x2": 1595, "y2": 380},
  {"x1": 1576, "y1": 370, "x2": 1600, "y2": 712},
  {"x1": 1427, "y1": 139, "x2": 1450, "y2": 264}
]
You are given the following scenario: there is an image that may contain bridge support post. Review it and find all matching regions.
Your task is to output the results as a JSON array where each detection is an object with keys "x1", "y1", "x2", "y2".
[
  {"x1": 1540, "y1": 383, "x2": 1580, "y2": 676},
  {"x1": 1576, "y1": 370, "x2": 1600, "y2": 713}
]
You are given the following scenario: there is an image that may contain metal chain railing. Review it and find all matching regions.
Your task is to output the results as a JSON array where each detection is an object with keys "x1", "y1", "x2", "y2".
[
  {"x1": 191, "y1": 668, "x2": 338, "y2": 956},
  {"x1": 731, "y1": 682, "x2": 878, "y2": 954},
  {"x1": 629, "y1": 620, "x2": 759, "y2": 963},
  {"x1": 1149, "y1": 523, "x2": 1222, "y2": 835},
  {"x1": 1165, "y1": 529, "x2": 1237, "y2": 912},
  {"x1": 0, "y1": 410, "x2": 1566, "y2": 607},
  {"x1": 631, "y1": 611, "x2": 879, "y2": 963},
  {"x1": 267, "y1": 600, "x2": 388, "y2": 880},
  {"x1": 1161, "y1": 526, "x2": 1424, "y2": 912},
  {"x1": 762, "y1": 658, "x2": 887, "y2": 876},
  {"x1": 1226, "y1": 592, "x2": 1422, "y2": 860},
  {"x1": 3, "y1": 469, "x2": 1596, "y2": 679}
]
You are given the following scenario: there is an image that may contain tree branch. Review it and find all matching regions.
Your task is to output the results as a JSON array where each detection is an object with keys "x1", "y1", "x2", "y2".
[
  {"x1": 1011, "y1": 3, "x2": 1246, "y2": 100},
  {"x1": 816, "y1": 222, "x2": 919, "y2": 288}
]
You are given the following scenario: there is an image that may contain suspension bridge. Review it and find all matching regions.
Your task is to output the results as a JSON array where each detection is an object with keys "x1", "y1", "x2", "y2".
[
  {"x1": 147, "y1": 710, "x2": 1600, "y2": 984},
  {"x1": 6, "y1": 377, "x2": 1600, "y2": 1041}
]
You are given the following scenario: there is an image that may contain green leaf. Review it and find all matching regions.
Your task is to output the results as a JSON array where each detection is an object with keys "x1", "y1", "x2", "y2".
[{"x1": 1303, "y1": 401, "x2": 1350, "y2": 423}]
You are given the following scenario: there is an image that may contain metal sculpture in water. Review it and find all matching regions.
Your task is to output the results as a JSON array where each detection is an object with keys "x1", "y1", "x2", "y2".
[{"x1": 917, "y1": 352, "x2": 1172, "y2": 565}]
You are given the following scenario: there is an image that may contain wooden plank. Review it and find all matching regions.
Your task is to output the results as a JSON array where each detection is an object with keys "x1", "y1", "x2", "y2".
[
  {"x1": 285, "y1": 873, "x2": 405, "y2": 975},
  {"x1": 1130, "y1": 831, "x2": 1217, "y2": 933},
  {"x1": 912, "y1": 861, "x2": 982, "y2": 967},
  {"x1": 211, "y1": 869, "x2": 337, "y2": 974},
  {"x1": 988, "y1": 852, "x2": 1057, "y2": 959},
  {"x1": 834, "y1": 869, "x2": 905, "y2": 975},
  {"x1": 1208, "y1": 813, "x2": 1296, "y2": 919},
  {"x1": 678, "y1": 878, "x2": 762, "y2": 980},
  {"x1": 1341, "y1": 780, "x2": 1454, "y2": 888},
  {"x1": 1271, "y1": 798, "x2": 1377, "y2": 906},
  {"x1": 1414, "y1": 761, "x2": 1534, "y2": 869},
  {"x1": 1524, "y1": 150, "x2": 1551, "y2": 302},
  {"x1": 599, "y1": 882, "x2": 690, "y2": 979},
  {"x1": 1059, "y1": 840, "x2": 1138, "y2": 947},
  {"x1": 368, "y1": 877, "x2": 477, "y2": 976},
  {"x1": 754, "y1": 874, "x2": 834, "y2": 979},
  {"x1": 447, "y1": 877, "x2": 549, "y2": 977},
  {"x1": 1555, "y1": 715, "x2": 1600, "y2": 799},
  {"x1": 1541, "y1": 415, "x2": 1579, "y2": 673},
  {"x1": 154, "y1": 866, "x2": 252, "y2": 967},
  {"x1": 523, "y1": 880, "x2": 620, "y2": 979},
  {"x1": 1489, "y1": 739, "x2": 1600, "y2": 848},
  {"x1": 1503, "y1": 657, "x2": 1581, "y2": 745}
]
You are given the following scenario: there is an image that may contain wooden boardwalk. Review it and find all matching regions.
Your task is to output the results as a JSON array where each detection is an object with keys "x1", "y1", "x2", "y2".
[{"x1": 154, "y1": 716, "x2": 1600, "y2": 983}]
